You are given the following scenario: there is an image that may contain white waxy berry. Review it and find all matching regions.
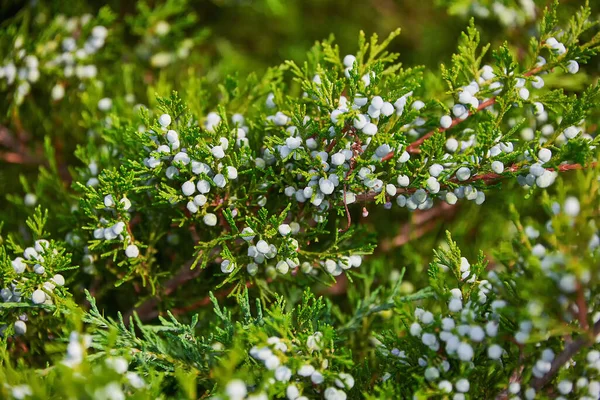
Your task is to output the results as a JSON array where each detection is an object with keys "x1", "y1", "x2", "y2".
[
  {"x1": 311, "y1": 371, "x2": 325, "y2": 385},
  {"x1": 189, "y1": 195, "x2": 205, "y2": 209},
  {"x1": 241, "y1": 227, "x2": 255, "y2": 241},
  {"x1": 213, "y1": 174, "x2": 226, "y2": 188},
  {"x1": 481, "y1": 65, "x2": 495, "y2": 80},
  {"x1": 319, "y1": 178, "x2": 335, "y2": 195},
  {"x1": 125, "y1": 244, "x2": 139, "y2": 258},
  {"x1": 458, "y1": 90, "x2": 472, "y2": 104},
  {"x1": 93, "y1": 228, "x2": 105, "y2": 239},
  {"x1": 24, "y1": 193, "x2": 37, "y2": 206},
  {"x1": 219, "y1": 137, "x2": 229, "y2": 150},
  {"x1": 51, "y1": 84, "x2": 65, "y2": 101},
  {"x1": 424, "y1": 367, "x2": 439, "y2": 381},
  {"x1": 535, "y1": 170, "x2": 558, "y2": 188},
  {"x1": 278, "y1": 224, "x2": 291, "y2": 236},
  {"x1": 564, "y1": 126, "x2": 579, "y2": 139},
  {"x1": 24, "y1": 247, "x2": 40, "y2": 261},
  {"x1": 449, "y1": 298, "x2": 462, "y2": 312},
  {"x1": 211, "y1": 145, "x2": 225, "y2": 159},
  {"x1": 558, "y1": 380, "x2": 573, "y2": 395},
  {"x1": 166, "y1": 130, "x2": 178, "y2": 143},
  {"x1": 298, "y1": 365, "x2": 315, "y2": 377},
  {"x1": 559, "y1": 275, "x2": 577, "y2": 293},
  {"x1": 362, "y1": 123, "x2": 377, "y2": 135},
  {"x1": 490, "y1": 81, "x2": 503, "y2": 94},
  {"x1": 531, "y1": 76, "x2": 544, "y2": 89},
  {"x1": 104, "y1": 226, "x2": 119, "y2": 240},
  {"x1": 287, "y1": 385, "x2": 300, "y2": 400},
  {"x1": 515, "y1": 78, "x2": 526, "y2": 88},
  {"x1": 412, "y1": 189, "x2": 427, "y2": 204},
  {"x1": 456, "y1": 167, "x2": 471, "y2": 181},
  {"x1": 367, "y1": 105, "x2": 381, "y2": 119},
  {"x1": 12, "y1": 257, "x2": 26, "y2": 274},
  {"x1": 192, "y1": 161, "x2": 211, "y2": 175},
  {"x1": 31, "y1": 289, "x2": 46, "y2": 304},
  {"x1": 445, "y1": 192, "x2": 458, "y2": 205},
  {"x1": 375, "y1": 144, "x2": 392, "y2": 158},
  {"x1": 429, "y1": 164, "x2": 444, "y2": 177},
  {"x1": 386, "y1": 184, "x2": 397, "y2": 196},
  {"x1": 381, "y1": 102, "x2": 394, "y2": 116},
  {"x1": 457, "y1": 342, "x2": 474, "y2": 361},
  {"x1": 120, "y1": 197, "x2": 132, "y2": 211},
  {"x1": 353, "y1": 114, "x2": 368, "y2": 130},
  {"x1": 440, "y1": 115, "x2": 452, "y2": 129},
  {"x1": 487, "y1": 344, "x2": 503, "y2": 360},
  {"x1": 256, "y1": 240, "x2": 270, "y2": 254},
  {"x1": 273, "y1": 111, "x2": 289, "y2": 126},
  {"x1": 343, "y1": 54, "x2": 356, "y2": 68},
  {"x1": 173, "y1": 152, "x2": 190, "y2": 165},
  {"x1": 426, "y1": 177, "x2": 440, "y2": 193},
  {"x1": 52, "y1": 274, "x2": 65, "y2": 286},
  {"x1": 538, "y1": 148, "x2": 552, "y2": 163},
  {"x1": 564, "y1": 196, "x2": 580, "y2": 217},
  {"x1": 331, "y1": 153, "x2": 345, "y2": 166},
  {"x1": 166, "y1": 166, "x2": 179, "y2": 179},
  {"x1": 203, "y1": 213, "x2": 217, "y2": 226},
  {"x1": 361, "y1": 72, "x2": 371, "y2": 86},
  {"x1": 226, "y1": 166, "x2": 238, "y2": 180},
  {"x1": 330, "y1": 109, "x2": 344, "y2": 123},
  {"x1": 546, "y1": 37, "x2": 558, "y2": 47},
  {"x1": 398, "y1": 151, "x2": 410, "y2": 163},
  {"x1": 158, "y1": 114, "x2": 171, "y2": 127},
  {"x1": 98, "y1": 98, "x2": 112, "y2": 111},
  {"x1": 371, "y1": 96, "x2": 384, "y2": 110},
  {"x1": 35, "y1": 240, "x2": 50, "y2": 254},
  {"x1": 456, "y1": 379, "x2": 470, "y2": 393},
  {"x1": 566, "y1": 60, "x2": 579, "y2": 74},
  {"x1": 469, "y1": 326, "x2": 485, "y2": 342},
  {"x1": 519, "y1": 88, "x2": 530, "y2": 100},
  {"x1": 225, "y1": 380, "x2": 247, "y2": 399},
  {"x1": 499, "y1": 142, "x2": 514, "y2": 153},
  {"x1": 276, "y1": 260, "x2": 289, "y2": 274},
  {"x1": 232, "y1": 113, "x2": 244, "y2": 125},
  {"x1": 104, "y1": 194, "x2": 115, "y2": 207},
  {"x1": 196, "y1": 180, "x2": 211, "y2": 194},
  {"x1": 529, "y1": 163, "x2": 546, "y2": 177},
  {"x1": 247, "y1": 263, "x2": 258, "y2": 275},
  {"x1": 266, "y1": 93, "x2": 276, "y2": 108},
  {"x1": 182, "y1": 181, "x2": 195, "y2": 196},
  {"x1": 354, "y1": 96, "x2": 368, "y2": 107},
  {"x1": 491, "y1": 161, "x2": 504, "y2": 174},
  {"x1": 397, "y1": 175, "x2": 410, "y2": 187},
  {"x1": 284, "y1": 186, "x2": 296, "y2": 197},
  {"x1": 14, "y1": 320, "x2": 27, "y2": 335},
  {"x1": 446, "y1": 138, "x2": 459, "y2": 153},
  {"x1": 187, "y1": 201, "x2": 198, "y2": 214},
  {"x1": 220, "y1": 260, "x2": 235, "y2": 273},
  {"x1": 452, "y1": 104, "x2": 467, "y2": 117}
]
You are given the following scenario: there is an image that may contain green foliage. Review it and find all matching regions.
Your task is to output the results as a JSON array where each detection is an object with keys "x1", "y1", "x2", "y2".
[{"x1": 1, "y1": 0, "x2": 600, "y2": 399}]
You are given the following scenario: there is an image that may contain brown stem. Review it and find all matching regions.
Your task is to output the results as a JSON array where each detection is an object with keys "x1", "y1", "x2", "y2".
[
  {"x1": 356, "y1": 161, "x2": 597, "y2": 202},
  {"x1": 381, "y1": 65, "x2": 546, "y2": 161},
  {"x1": 0, "y1": 151, "x2": 38, "y2": 164},
  {"x1": 531, "y1": 319, "x2": 600, "y2": 390}
]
